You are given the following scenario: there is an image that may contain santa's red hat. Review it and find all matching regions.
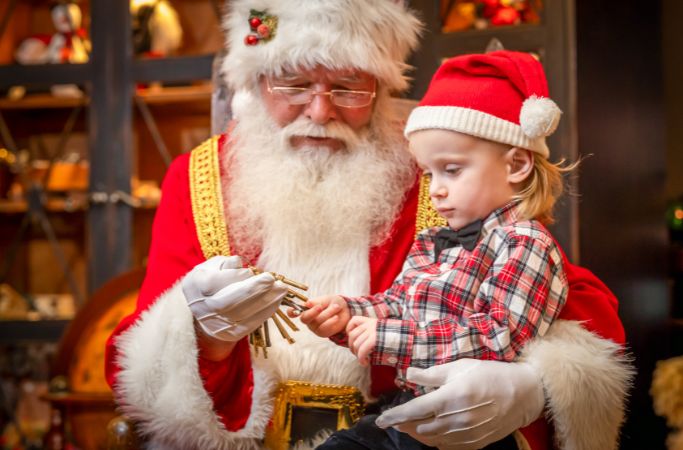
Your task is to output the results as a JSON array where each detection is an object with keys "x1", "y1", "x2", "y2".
[
  {"x1": 404, "y1": 50, "x2": 561, "y2": 157},
  {"x1": 222, "y1": 0, "x2": 422, "y2": 94}
]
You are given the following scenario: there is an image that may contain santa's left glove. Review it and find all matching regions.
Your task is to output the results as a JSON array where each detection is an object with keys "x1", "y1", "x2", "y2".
[{"x1": 181, "y1": 255, "x2": 288, "y2": 341}]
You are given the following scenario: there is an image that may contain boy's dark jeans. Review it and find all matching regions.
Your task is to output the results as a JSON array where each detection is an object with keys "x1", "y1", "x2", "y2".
[{"x1": 316, "y1": 391, "x2": 519, "y2": 450}]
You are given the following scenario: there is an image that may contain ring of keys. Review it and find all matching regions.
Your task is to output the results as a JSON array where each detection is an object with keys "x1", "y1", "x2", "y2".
[{"x1": 249, "y1": 267, "x2": 309, "y2": 358}]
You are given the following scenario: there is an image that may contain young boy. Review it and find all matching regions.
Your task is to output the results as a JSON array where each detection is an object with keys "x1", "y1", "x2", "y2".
[{"x1": 298, "y1": 50, "x2": 571, "y2": 450}]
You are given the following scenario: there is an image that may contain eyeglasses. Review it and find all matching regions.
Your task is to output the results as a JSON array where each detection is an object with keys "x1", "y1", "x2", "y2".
[{"x1": 266, "y1": 79, "x2": 376, "y2": 108}]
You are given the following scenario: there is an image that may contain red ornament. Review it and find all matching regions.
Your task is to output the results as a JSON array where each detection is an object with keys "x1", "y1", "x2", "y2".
[
  {"x1": 256, "y1": 24, "x2": 270, "y2": 38},
  {"x1": 249, "y1": 17, "x2": 262, "y2": 29},
  {"x1": 481, "y1": 0, "x2": 501, "y2": 19},
  {"x1": 491, "y1": 6, "x2": 520, "y2": 26},
  {"x1": 244, "y1": 34, "x2": 259, "y2": 45}
]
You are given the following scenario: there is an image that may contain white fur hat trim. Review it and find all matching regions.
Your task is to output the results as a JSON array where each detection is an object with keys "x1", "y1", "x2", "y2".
[
  {"x1": 221, "y1": 0, "x2": 422, "y2": 93},
  {"x1": 405, "y1": 106, "x2": 551, "y2": 158}
]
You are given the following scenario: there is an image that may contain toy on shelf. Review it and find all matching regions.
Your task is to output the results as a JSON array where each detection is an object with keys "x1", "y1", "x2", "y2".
[
  {"x1": 441, "y1": 0, "x2": 542, "y2": 33},
  {"x1": 12, "y1": 0, "x2": 91, "y2": 99},
  {"x1": 130, "y1": 0, "x2": 183, "y2": 92},
  {"x1": 14, "y1": 1, "x2": 90, "y2": 65},
  {"x1": 130, "y1": 0, "x2": 183, "y2": 58}
]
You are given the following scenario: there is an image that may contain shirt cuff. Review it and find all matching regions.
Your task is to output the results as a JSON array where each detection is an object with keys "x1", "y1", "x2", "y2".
[
  {"x1": 342, "y1": 295, "x2": 378, "y2": 318},
  {"x1": 371, "y1": 318, "x2": 416, "y2": 370},
  {"x1": 328, "y1": 331, "x2": 348, "y2": 347}
]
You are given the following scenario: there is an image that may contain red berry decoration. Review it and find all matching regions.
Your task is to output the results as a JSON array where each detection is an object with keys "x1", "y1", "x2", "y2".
[
  {"x1": 256, "y1": 24, "x2": 270, "y2": 38},
  {"x1": 244, "y1": 34, "x2": 259, "y2": 45},
  {"x1": 249, "y1": 16, "x2": 262, "y2": 29}
]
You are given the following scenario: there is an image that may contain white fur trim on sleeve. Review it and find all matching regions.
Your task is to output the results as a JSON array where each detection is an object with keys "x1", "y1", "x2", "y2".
[
  {"x1": 520, "y1": 320, "x2": 635, "y2": 450},
  {"x1": 114, "y1": 281, "x2": 278, "y2": 450}
]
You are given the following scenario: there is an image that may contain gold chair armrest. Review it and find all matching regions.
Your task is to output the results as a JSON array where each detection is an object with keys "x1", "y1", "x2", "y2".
[{"x1": 106, "y1": 415, "x2": 140, "y2": 450}]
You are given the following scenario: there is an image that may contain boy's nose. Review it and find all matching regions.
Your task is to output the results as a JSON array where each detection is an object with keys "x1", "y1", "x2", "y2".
[{"x1": 429, "y1": 179, "x2": 447, "y2": 198}]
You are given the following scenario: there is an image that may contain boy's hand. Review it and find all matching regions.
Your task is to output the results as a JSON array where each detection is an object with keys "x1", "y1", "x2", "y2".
[
  {"x1": 296, "y1": 295, "x2": 350, "y2": 337},
  {"x1": 346, "y1": 316, "x2": 377, "y2": 367}
]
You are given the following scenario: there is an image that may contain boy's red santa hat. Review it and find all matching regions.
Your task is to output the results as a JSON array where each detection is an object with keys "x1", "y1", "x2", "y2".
[
  {"x1": 221, "y1": 0, "x2": 422, "y2": 94},
  {"x1": 404, "y1": 50, "x2": 562, "y2": 158}
]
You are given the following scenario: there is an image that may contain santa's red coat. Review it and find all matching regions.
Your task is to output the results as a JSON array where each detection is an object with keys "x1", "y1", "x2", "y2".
[{"x1": 106, "y1": 135, "x2": 626, "y2": 449}]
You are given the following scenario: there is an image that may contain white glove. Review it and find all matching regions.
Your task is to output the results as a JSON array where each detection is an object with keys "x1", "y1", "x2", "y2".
[
  {"x1": 182, "y1": 255, "x2": 287, "y2": 342},
  {"x1": 375, "y1": 359, "x2": 545, "y2": 450}
]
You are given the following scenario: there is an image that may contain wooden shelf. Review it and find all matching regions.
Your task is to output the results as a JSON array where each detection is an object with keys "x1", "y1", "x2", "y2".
[
  {"x1": 436, "y1": 23, "x2": 546, "y2": 56},
  {"x1": 0, "y1": 84, "x2": 211, "y2": 110},
  {"x1": 43, "y1": 391, "x2": 114, "y2": 405},
  {"x1": 135, "y1": 84, "x2": 212, "y2": 105},
  {"x1": 0, "y1": 195, "x2": 158, "y2": 214},
  {"x1": 0, "y1": 197, "x2": 89, "y2": 214},
  {"x1": 0, "y1": 319, "x2": 70, "y2": 343},
  {"x1": 0, "y1": 63, "x2": 91, "y2": 89},
  {"x1": 132, "y1": 54, "x2": 214, "y2": 83},
  {"x1": 0, "y1": 93, "x2": 88, "y2": 110}
]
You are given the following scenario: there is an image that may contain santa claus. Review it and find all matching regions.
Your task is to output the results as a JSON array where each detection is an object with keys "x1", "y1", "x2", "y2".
[{"x1": 105, "y1": 1, "x2": 633, "y2": 449}]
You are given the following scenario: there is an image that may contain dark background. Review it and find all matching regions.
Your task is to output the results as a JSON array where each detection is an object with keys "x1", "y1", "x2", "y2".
[{"x1": 576, "y1": 0, "x2": 681, "y2": 448}]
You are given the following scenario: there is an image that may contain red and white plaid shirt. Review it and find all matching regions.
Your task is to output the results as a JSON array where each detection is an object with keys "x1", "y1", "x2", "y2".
[{"x1": 341, "y1": 202, "x2": 568, "y2": 394}]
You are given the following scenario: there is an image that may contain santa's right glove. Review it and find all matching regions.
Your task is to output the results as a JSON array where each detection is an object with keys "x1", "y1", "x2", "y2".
[
  {"x1": 375, "y1": 358, "x2": 545, "y2": 450},
  {"x1": 181, "y1": 255, "x2": 287, "y2": 341}
]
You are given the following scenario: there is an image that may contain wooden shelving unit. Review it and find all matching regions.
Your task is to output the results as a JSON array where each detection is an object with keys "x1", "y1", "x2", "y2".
[{"x1": 0, "y1": 3, "x2": 219, "y2": 296}]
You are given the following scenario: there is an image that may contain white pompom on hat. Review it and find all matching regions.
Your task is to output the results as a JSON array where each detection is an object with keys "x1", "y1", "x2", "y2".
[
  {"x1": 404, "y1": 50, "x2": 562, "y2": 158},
  {"x1": 520, "y1": 95, "x2": 562, "y2": 139},
  {"x1": 221, "y1": 0, "x2": 423, "y2": 94}
]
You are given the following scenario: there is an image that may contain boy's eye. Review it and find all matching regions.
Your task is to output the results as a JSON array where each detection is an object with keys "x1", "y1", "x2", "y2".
[
  {"x1": 422, "y1": 171, "x2": 432, "y2": 179},
  {"x1": 445, "y1": 165, "x2": 462, "y2": 175}
]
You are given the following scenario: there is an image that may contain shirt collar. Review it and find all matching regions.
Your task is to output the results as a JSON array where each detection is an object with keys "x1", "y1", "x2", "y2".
[
  {"x1": 478, "y1": 200, "x2": 522, "y2": 242},
  {"x1": 422, "y1": 200, "x2": 522, "y2": 245}
]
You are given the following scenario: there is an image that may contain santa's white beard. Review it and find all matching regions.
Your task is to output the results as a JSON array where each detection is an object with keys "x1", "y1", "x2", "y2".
[
  {"x1": 222, "y1": 91, "x2": 416, "y2": 297},
  {"x1": 221, "y1": 92, "x2": 415, "y2": 392}
]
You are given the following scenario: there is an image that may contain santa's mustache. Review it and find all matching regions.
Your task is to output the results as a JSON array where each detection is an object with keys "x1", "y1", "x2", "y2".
[{"x1": 280, "y1": 116, "x2": 363, "y2": 150}]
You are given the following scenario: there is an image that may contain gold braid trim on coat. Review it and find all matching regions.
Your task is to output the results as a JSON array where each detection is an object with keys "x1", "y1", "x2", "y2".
[
  {"x1": 189, "y1": 136, "x2": 231, "y2": 259},
  {"x1": 415, "y1": 174, "x2": 447, "y2": 236}
]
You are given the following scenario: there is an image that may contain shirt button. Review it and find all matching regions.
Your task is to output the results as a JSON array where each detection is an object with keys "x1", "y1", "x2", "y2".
[{"x1": 387, "y1": 357, "x2": 398, "y2": 364}]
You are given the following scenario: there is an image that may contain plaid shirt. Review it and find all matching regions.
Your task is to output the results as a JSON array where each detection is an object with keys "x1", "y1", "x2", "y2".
[{"x1": 341, "y1": 202, "x2": 567, "y2": 394}]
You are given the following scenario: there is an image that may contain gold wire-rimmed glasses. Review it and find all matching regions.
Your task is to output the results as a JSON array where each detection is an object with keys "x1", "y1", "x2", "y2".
[{"x1": 266, "y1": 78, "x2": 376, "y2": 108}]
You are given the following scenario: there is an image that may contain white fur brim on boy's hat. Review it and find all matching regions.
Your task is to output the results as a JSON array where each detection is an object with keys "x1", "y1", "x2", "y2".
[
  {"x1": 404, "y1": 50, "x2": 562, "y2": 158},
  {"x1": 221, "y1": 0, "x2": 422, "y2": 93}
]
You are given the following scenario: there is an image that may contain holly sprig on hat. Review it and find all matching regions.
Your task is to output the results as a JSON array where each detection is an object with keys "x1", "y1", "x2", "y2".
[{"x1": 244, "y1": 9, "x2": 278, "y2": 46}]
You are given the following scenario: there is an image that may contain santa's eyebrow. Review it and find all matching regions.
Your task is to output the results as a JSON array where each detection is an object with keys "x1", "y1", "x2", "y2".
[
  {"x1": 335, "y1": 74, "x2": 367, "y2": 84},
  {"x1": 271, "y1": 70, "x2": 307, "y2": 82}
]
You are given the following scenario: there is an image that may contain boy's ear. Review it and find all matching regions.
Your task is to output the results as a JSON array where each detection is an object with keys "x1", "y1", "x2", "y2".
[{"x1": 505, "y1": 147, "x2": 534, "y2": 184}]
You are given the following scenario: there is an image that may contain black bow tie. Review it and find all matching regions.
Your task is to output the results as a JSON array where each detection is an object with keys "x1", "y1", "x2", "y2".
[{"x1": 433, "y1": 219, "x2": 483, "y2": 261}]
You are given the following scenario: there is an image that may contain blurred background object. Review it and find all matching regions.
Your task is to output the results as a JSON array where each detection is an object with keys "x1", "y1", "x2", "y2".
[{"x1": 130, "y1": 0, "x2": 183, "y2": 58}]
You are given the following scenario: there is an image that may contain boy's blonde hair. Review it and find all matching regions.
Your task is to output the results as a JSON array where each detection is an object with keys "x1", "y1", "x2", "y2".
[{"x1": 513, "y1": 153, "x2": 578, "y2": 225}]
